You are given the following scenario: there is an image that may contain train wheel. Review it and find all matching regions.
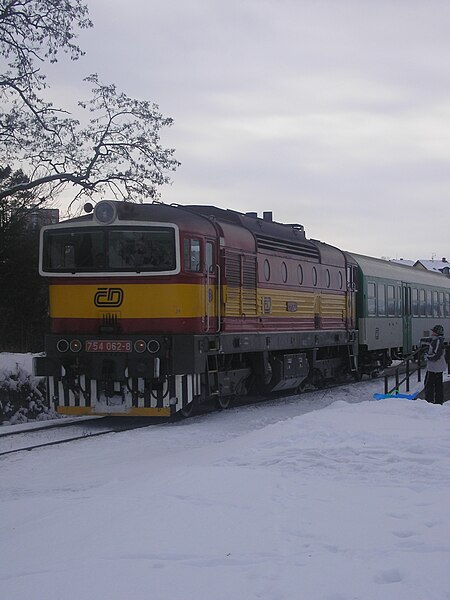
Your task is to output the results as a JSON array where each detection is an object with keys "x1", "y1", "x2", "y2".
[
  {"x1": 296, "y1": 380, "x2": 308, "y2": 394},
  {"x1": 312, "y1": 368, "x2": 325, "y2": 389},
  {"x1": 216, "y1": 395, "x2": 233, "y2": 410},
  {"x1": 352, "y1": 370, "x2": 362, "y2": 382}
]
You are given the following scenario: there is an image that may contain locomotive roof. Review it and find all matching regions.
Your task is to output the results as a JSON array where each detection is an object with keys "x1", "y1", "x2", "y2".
[
  {"x1": 55, "y1": 201, "x2": 344, "y2": 267},
  {"x1": 184, "y1": 205, "x2": 346, "y2": 264},
  {"x1": 350, "y1": 252, "x2": 450, "y2": 289},
  {"x1": 183, "y1": 205, "x2": 306, "y2": 239},
  {"x1": 54, "y1": 201, "x2": 218, "y2": 236}
]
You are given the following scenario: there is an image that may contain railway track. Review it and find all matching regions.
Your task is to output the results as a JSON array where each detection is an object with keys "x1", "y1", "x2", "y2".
[
  {"x1": 0, "y1": 386, "x2": 334, "y2": 457},
  {"x1": 0, "y1": 368, "x2": 416, "y2": 457},
  {"x1": 0, "y1": 416, "x2": 162, "y2": 457}
]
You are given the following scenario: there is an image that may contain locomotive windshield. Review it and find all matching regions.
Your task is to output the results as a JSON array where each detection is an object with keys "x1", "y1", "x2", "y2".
[{"x1": 42, "y1": 226, "x2": 177, "y2": 273}]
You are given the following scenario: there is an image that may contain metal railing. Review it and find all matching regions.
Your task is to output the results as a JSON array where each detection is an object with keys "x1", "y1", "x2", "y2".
[{"x1": 383, "y1": 348, "x2": 423, "y2": 396}]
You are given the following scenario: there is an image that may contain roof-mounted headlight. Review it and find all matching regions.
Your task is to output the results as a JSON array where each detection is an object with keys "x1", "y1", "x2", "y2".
[{"x1": 94, "y1": 201, "x2": 117, "y2": 224}]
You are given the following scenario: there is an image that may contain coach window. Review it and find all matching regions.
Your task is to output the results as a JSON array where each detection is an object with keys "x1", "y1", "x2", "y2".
[
  {"x1": 264, "y1": 259, "x2": 271, "y2": 281},
  {"x1": 445, "y1": 293, "x2": 450, "y2": 317},
  {"x1": 338, "y1": 271, "x2": 343, "y2": 290},
  {"x1": 426, "y1": 290, "x2": 432, "y2": 316},
  {"x1": 438, "y1": 292, "x2": 444, "y2": 317},
  {"x1": 432, "y1": 291, "x2": 438, "y2": 317},
  {"x1": 412, "y1": 288, "x2": 419, "y2": 316},
  {"x1": 325, "y1": 269, "x2": 331, "y2": 288},
  {"x1": 183, "y1": 238, "x2": 201, "y2": 272},
  {"x1": 281, "y1": 262, "x2": 288, "y2": 283},
  {"x1": 367, "y1": 282, "x2": 376, "y2": 316},
  {"x1": 387, "y1": 285, "x2": 395, "y2": 316},
  {"x1": 377, "y1": 284, "x2": 386, "y2": 316},
  {"x1": 297, "y1": 264, "x2": 303, "y2": 285},
  {"x1": 397, "y1": 286, "x2": 402, "y2": 316},
  {"x1": 312, "y1": 267, "x2": 318, "y2": 286},
  {"x1": 419, "y1": 289, "x2": 426, "y2": 316}
]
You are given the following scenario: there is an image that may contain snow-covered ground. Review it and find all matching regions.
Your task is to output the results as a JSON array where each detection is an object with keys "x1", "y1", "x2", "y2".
[
  {"x1": 0, "y1": 352, "x2": 38, "y2": 373},
  {"x1": 2, "y1": 372, "x2": 450, "y2": 600}
]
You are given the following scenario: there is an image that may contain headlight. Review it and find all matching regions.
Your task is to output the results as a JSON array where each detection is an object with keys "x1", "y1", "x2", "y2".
[
  {"x1": 94, "y1": 201, "x2": 117, "y2": 224},
  {"x1": 147, "y1": 340, "x2": 160, "y2": 353},
  {"x1": 56, "y1": 339, "x2": 69, "y2": 353},
  {"x1": 70, "y1": 339, "x2": 82, "y2": 353},
  {"x1": 134, "y1": 340, "x2": 146, "y2": 353}
]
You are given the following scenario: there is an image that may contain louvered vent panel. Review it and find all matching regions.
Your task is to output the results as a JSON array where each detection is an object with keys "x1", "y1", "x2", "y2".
[
  {"x1": 224, "y1": 251, "x2": 257, "y2": 317},
  {"x1": 321, "y1": 295, "x2": 346, "y2": 318},
  {"x1": 242, "y1": 255, "x2": 257, "y2": 315},
  {"x1": 224, "y1": 251, "x2": 241, "y2": 316},
  {"x1": 255, "y1": 234, "x2": 319, "y2": 259}
]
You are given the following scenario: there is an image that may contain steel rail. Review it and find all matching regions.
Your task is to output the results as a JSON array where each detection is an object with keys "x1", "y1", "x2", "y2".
[
  {"x1": 0, "y1": 429, "x2": 118, "y2": 457},
  {"x1": 0, "y1": 416, "x2": 105, "y2": 439}
]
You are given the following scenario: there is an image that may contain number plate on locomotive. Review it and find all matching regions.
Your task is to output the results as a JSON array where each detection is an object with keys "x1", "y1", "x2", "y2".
[{"x1": 85, "y1": 340, "x2": 132, "y2": 352}]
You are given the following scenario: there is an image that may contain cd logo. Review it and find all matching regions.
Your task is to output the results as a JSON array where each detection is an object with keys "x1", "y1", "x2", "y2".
[{"x1": 94, "y1": 287, "x2": 124, "y2": 307}]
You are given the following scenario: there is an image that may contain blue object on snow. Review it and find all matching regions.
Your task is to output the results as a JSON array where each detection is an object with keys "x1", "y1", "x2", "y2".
[{"x1": 373, "y1": 391, "x2": 420, "y2": 401}]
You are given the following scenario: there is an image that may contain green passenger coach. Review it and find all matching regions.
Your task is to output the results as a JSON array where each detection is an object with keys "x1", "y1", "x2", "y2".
[{"x1": 350, "y1": 253, "x2": 450, "y2": 375}]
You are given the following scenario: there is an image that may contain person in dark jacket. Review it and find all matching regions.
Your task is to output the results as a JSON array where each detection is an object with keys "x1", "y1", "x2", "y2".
[{"x1": 424, "y1": 324, "x2": 447, "y2": 404}]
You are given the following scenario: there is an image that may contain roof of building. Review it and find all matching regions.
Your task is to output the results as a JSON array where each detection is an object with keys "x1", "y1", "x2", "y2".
[
  {"x1": 414, "y1": 259, "x2": 450, "y2": 272},
  {"x1": 389, "y1": 258, "x2": 450, "y2": 273}
]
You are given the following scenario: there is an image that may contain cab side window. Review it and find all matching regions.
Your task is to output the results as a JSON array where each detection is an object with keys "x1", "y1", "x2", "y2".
[
  {"x1": 183, "y1": 238, "x2": 201, "y2": 272},
  {"x1": 206, "y1": 241, "x2": 214, "y2": 273}
]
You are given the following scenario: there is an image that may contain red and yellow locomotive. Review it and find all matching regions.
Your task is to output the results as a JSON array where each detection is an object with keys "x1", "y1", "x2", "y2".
[{"x1": 35, "y1": 200, "x2": 359, "y2": 416}]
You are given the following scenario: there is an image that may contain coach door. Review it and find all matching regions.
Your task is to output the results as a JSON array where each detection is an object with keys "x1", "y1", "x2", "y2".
[
  {"x1": 402, "y1": 284, "x2": 412, "y2": 354},
  {"x1": 345, "y1": 262, "x2": 358, "y2": 329},
  {"x1": 205, "y1": 239, "x2": 220, "y2": 332}
]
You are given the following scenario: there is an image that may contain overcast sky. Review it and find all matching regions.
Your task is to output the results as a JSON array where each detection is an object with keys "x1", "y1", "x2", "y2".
[{"x1": 54, "y1": 0, "x2": 450, "y2": 260}]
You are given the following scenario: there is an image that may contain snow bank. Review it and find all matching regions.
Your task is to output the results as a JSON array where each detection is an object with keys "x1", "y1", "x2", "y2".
[
  {"x1": 1, "y1": 392, "x2": 450, "y2": 600},
  {"x1": 0, "y1": 352, "x2": 55, "y2": 423}
]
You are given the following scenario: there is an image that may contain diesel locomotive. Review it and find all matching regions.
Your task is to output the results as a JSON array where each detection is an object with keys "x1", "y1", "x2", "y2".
[{"x1": 34, "y1": 200, "x2": 450, "y2": 417}]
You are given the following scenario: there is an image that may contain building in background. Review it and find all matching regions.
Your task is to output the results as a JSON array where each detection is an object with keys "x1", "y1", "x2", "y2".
[
  {"x1": 413, "y1": 258, "x2": 450, "y2": 275},
  {"x1": 25, "y1": 207, "x2": 59, "y2": 230},
  {"x1": 389, "y1": 257, "x2": 450, "y2": 276}
]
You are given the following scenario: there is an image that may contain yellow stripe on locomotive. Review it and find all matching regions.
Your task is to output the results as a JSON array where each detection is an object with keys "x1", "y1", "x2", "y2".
[{"x1": 49, "y1": 282, "x2": 348, "y2": 327}]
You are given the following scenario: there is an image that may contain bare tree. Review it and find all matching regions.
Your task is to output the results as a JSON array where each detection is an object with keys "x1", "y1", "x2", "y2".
[{"x1": 0, "y1": 0, "x2": 180, "y2": 207}]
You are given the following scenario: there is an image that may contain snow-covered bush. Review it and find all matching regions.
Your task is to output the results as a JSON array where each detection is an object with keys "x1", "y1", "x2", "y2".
[{"x1": 0, "y1": 364, "x2": 55, "y2": 424}]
